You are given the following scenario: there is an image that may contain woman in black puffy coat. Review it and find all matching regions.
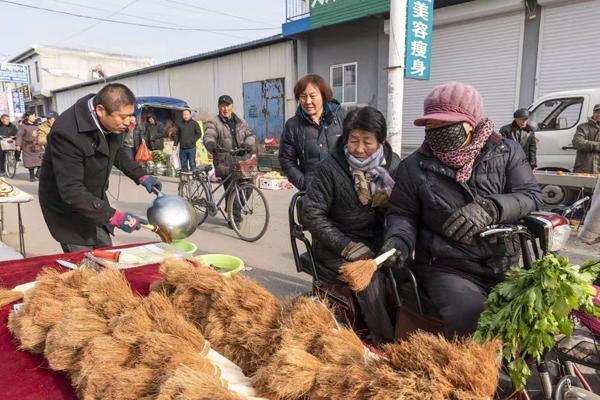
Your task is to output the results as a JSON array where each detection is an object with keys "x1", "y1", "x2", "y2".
[
  {"x1": 303, "y1": 106, "x2": 400, "y2": 344},
  {"x1": 278, "y1": 74, "x2": 345, "y2": 190}
]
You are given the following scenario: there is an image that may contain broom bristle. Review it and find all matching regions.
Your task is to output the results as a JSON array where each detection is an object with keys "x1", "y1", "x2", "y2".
[
  {"x1": 339, "y1": 259, "x2": 377, "y2": 292},
  {"x1": 156, "y1": 365, "x2": 240, "y2": 400},
  {"x1": 0, "y1": 288, "x2": 24, "y2": 307}
]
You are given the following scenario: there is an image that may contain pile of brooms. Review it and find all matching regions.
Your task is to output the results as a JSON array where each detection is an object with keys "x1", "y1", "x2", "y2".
[{"x1": 4, "y1": 259, "x2": 501, "y2": 399}]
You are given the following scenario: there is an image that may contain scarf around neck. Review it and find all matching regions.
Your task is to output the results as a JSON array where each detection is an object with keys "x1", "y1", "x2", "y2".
[
  {"x1": 430, "y1": 118, "x2": 494, "y2": 183},
  {"x1": 344, "y1": 144, "x2": 395, "y2": 206}
]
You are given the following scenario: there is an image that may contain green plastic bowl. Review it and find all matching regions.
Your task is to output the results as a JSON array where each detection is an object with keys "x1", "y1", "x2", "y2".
[
  {"x1": 195, "y1": 254, "x2": 244, "y2": 277},
  {"x1": 171, "y1": 240, "x2": 198, "y2": 255}
]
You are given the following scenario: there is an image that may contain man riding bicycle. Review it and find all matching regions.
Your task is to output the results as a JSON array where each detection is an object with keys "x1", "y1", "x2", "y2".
[
  {"x1": 204, "y1": 95, "x2": 256, "y2": 226},
  {"x1": 382, "y1": 82, "x2": 543, "y2": 338}
]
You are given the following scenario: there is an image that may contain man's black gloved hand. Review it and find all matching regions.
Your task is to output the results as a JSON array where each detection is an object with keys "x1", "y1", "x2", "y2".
[
  {"x1": 379, "y1": 238, "x2": 408, "y2": 269},
  {"x1": 341, "y1": 241, "x2": 375, "y2": 262},
  {"x1": 442, "y1": 196, "x2": 499, "y2": 244}
]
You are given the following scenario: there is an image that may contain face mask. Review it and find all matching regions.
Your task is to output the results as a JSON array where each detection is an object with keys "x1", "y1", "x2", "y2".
[{"x1": 425, "y1": 122, "x2": 468, "y2": 153}]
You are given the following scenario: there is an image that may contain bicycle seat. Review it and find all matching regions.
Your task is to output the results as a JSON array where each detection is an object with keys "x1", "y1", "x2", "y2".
[{"x1": 195, "y1": 164, "x2": 213, "y2": 173}]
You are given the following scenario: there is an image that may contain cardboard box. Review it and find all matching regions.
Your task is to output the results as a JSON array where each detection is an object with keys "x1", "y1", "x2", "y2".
[{"x1": 259, "y1": 177, "x2": 289, "y2": 190}]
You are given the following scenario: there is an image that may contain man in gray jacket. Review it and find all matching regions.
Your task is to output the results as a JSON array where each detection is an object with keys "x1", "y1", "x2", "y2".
[
  {"x1": 204, "y1": 95, "x2": 256, "y2": 224},
  {"x1": 573, "y1": 104, "x2": 600, "y2": 174}
]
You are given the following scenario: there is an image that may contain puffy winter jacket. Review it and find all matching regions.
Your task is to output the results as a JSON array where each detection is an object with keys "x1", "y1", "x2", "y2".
[
  {"x1": 278, "y1": 102, "x2": 346, "y2": 190},
  {"x1": 385, "y1": 134, "x2": 543, "y2": 280},
  {"x1": 499, "y1": 121, "x2": 537, "y2": 168},
  {"x1": 303, "y1": 138, "x2": 401, "y2": 283},
  {"x1": 573, "y1": 118, "x2": 600, "y2": 174}
]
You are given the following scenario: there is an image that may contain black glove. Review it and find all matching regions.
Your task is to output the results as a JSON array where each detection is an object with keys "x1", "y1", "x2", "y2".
[
  {"x1": 341, "y1": 241, "x2": 375, "y2": 262},
  {"x1": 442, "y1": 196, "x2": 499, "y2": 244},
  {"x1": 379, "y1": 238, "x2": 408, "y2": 269}
]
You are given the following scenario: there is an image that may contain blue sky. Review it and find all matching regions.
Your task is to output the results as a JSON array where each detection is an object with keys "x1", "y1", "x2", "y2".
[{"x1": 0, "y1": 0, "x2": 284, "y2": 63}]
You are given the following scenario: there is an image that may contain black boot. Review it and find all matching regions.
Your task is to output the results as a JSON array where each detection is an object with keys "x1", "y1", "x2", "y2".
[
  {"x1": 35, "y1": 167, "x2": 40, "y2": 179},
  {"x1": 29, "y1": 168, "x2": 36, "y2": 182}
]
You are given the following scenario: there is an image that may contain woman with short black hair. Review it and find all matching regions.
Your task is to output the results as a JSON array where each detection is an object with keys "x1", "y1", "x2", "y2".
[
  {"x1": 278, "y1": 74, "x2": 346, "y2": 190},
  {"x1": 303, "y1": 106, "x2": 400, "y2": 344},
  {"x1": 16, "y1": 111, "x2": 42, "y2": 181}
]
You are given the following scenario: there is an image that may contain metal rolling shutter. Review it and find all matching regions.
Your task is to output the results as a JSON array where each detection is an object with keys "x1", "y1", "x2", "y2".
[
  {"x1": 536, "y1": 0, "x2": 600, "y2": 97},
  {"x1": 402, "y1": 11, "x2": 524, "y2": 155}
]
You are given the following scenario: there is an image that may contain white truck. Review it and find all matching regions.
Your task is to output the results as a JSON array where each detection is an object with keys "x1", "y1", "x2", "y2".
[
  {"x1": 529, "y1": 87, "x2": 600, "y2": 171},
  {"x1": 527, "y1": 88, "x2": 600, "y2": 205}
]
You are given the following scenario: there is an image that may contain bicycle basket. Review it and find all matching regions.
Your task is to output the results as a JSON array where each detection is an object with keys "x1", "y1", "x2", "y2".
[
  {"x1": 232, "y1": 155, "x2": 257, "y2": 180},
  {"x1": 0, "y1": 138, "x2": 16, "y2": 151}
]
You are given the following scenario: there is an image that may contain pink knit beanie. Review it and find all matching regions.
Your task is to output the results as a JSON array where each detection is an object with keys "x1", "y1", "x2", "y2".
[{"x1": 414, "y1": 82, "x2": 483, "y2": 127}]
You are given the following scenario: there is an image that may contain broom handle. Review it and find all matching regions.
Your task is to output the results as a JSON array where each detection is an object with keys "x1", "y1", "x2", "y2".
[{"x1": 374, "y1": 248, "x2": 397, "y2": 266}]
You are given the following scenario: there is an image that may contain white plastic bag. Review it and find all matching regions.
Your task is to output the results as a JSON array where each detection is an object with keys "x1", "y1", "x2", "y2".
[{"x1": 170, "y1": 146, "x2": 181, "y2": 170}]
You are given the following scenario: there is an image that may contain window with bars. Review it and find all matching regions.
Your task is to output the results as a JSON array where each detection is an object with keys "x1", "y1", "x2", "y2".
[{"x1": 330, "y1": 62, "x2": 357, "y2": 104}]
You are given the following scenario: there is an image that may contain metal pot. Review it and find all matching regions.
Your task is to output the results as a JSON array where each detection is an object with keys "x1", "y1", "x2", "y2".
[{"x1": 146, "y1": 189, "x2": 199, "y2": 242}]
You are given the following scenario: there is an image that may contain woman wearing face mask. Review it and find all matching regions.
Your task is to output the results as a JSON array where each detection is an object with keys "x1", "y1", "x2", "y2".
[
  {"x1": 382, "y1": 82, "x2": 543, "y2": 338},
  {"x1": 278, "y1": 74, "x2": 346, "y2": 190},
  {"x1": 16, "y1": 111, "x2": 43, "y2": 182},
  {"x1": 303, "y1": 106, "x2": 400, "y2": 344}
]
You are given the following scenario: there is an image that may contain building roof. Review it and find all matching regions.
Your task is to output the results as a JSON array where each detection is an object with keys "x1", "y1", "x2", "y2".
[
  {"x1": 52, "y1": 34, "x2": 288, "y2": 94},
  {"x1": 9, "y1": 44, "x2": 151, "y2": 64}
]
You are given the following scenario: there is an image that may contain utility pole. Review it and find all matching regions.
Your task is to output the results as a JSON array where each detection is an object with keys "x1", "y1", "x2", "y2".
[{"x1": 387, "y1": 0, "x2": 407, "y2": 156}]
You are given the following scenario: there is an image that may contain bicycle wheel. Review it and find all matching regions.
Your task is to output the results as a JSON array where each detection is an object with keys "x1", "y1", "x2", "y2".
[
  {"x1": 5, "y1": 151, "x2": 16, "y2": 178},
  {"x1": 226, "y1": 182, "x2": 269, "y2": 242},
  {"x1": 179, "y1": 178, "x2": 209, "y2": 225}
]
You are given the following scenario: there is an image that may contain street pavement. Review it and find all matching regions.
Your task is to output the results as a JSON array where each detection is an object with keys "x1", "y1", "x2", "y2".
[
  {"x1": 0, "y1": 166, "x2": 597, "y2": 299},
  {"x1": 2, "y1": 167, "x2": 311, "y2": 298}
]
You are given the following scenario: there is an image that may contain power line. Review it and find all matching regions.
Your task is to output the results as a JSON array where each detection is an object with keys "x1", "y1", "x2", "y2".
[
  {"x1": 55, "y1": 0, "x2": 140, "y2": 45},
  {"x1": 160, "y1": 0, "x2": 279, "y2": 28},
  {"x1": 0, "y1": 0, "x2": 279, "y2": 32},
  {"x1": 47, "y1": 0, "x2": 245, "y2": 40}
]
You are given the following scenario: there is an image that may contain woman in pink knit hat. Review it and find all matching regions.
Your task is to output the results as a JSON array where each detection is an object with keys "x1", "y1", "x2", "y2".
[{"x1": 381, "y1": 82, "x2": 543, "y2": 338}]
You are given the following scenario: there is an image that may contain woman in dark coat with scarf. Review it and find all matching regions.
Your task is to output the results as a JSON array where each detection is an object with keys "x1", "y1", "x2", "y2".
[
  {"x1": 303, "y1": 106, "x2": 400, "y2": 344},
  {"x1": 16, "y1": 111, "x2": 43, "y2": 181},
  {"x1": 382, "y1": 82, "x2": 543, "y2": 338},
  {"x1": 278, "y1": 74, "x2": 346, "y2": 190}
]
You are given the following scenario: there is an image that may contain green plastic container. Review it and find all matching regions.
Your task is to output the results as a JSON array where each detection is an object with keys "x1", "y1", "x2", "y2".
[
  {"x1": 171, "y1": 240, "x2": 198, "y2": 255},
  {"x1": 195, "y1": 254, "x2": 244, "y2": 277}
]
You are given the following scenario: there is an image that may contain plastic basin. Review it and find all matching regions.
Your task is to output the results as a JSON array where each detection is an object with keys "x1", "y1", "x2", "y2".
[
  {"x1": 171, "y1": 240, "x2": 198, "y2": 255},
  {"x1": 195, "y1": 254, "x2": 244, "y2": 277}
]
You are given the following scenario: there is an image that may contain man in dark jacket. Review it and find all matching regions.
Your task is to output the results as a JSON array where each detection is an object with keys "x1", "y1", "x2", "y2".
[
  {"x1": 39, "y1": 83, "x2": 163, "y2": 252},
  {"x1": 174, "y1": 109, "x2": 201, "y2": 172},
  {"x1": 278, "y1": 74, "x2": 346, "y2": 190},
  {"x1": 383, "y1": 82, "x2": 543, "y2": 338},
  {"x1": 144, "y1": 113, "x2": 165, "y2": 151},
  {"x1": 0, "y1": 114, "x2": 17, "y2": 174},
  {"x1": 499, "y1": 108, "x2": 537, "y2": 168},
  {"x1": 573, "y1": 104, "x2": 600, "y2": 174}
]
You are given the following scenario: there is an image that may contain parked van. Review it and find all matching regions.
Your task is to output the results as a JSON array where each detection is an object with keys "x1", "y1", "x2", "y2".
[{"x1": 528, "y1": 88, "x2": 600, "y2": 171}]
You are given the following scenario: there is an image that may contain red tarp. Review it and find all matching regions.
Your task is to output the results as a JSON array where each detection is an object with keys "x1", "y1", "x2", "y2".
[{"x1": 0, "y1": 244, "x2": 162, "y2": 400}]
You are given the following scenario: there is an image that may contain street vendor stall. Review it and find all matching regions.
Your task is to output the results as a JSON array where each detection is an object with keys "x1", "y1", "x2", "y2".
[
  {"x1": 534, "y1": 171, "x2": 598, "y2": 206},
  {"x1": 0, "y1": 181, "x2": 33, "y2": 256}
]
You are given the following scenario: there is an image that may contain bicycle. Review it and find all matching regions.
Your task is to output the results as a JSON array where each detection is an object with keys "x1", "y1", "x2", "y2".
[
  {"x1": 178, "y1": 148, "x2": 270, "y2": 242},
  {"x1": 0, "y1": 136, "x2": 18, "y2": 178}
]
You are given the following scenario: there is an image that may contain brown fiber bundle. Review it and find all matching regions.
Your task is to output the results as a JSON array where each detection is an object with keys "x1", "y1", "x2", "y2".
[
  {"x1": 252, "y1": 346, "x2": 322, "y2": 400},
  {"x1": 108, "y1": 305, "x2": 153, "y2": 345},
  {"x1": 0, "y1": 288, "x2": 24, "y2": 307},
  {"x1": 138, "y1": 331, "x2": 200, "y2": 368},
  {"x1": 44, "y1": 305, "x2": 108, "y2": 372},
  {"x1": 142, "y1": 292, "x2": 206, "y2": 350},
  {"x1": 339, "y1": 259, "x2": 377, "y2": 292},
  {"x1": 78, "y1": 364, "x2": 156, "y2": 400},
  {"x1": 204, "y1": 274, "x2": 284, "y2": 374},
  {"x1": 382, "y1": 333, "x2": 500, "y2": 398},
  {"x1": 311, "y1": 362, "x2": 374, "y2": 400},
  {"x1": 83, "y1": 269, "x2": 141, "y2": 319},
  {"x1": 278, "y1": 297, "x2": 337, "y2": 352},
  {"x1": 7, "y1": 311, "x2": 48, "y2": 353},
  {"x1": 311, "y1": 326, "x2": 367, "y2": 366},
  {"x1": 156, "y1": 365, "x2": 240, "y2": 400}
]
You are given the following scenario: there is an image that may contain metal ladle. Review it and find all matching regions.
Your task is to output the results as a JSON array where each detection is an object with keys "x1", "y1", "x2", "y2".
[{"x1": 145, "y1": 188, "x2": 199, "y2": 243}]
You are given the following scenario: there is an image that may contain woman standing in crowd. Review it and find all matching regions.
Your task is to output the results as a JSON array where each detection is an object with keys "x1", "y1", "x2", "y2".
[
  {"x1": 144, "y1": 113, "x2": 166, "y2": 151},
  {"x1": 278, "y1": 74, "x2": 346, "y2": 190},
  {"x1": 16, "y1": 111, "x2": 43, "y2": 182},
  {"x1": 303, "y1": 106, "x2": 400, "y2": 344},
  {"x1": 383, "y1": 82, "x2": 543, "y2": 338}
]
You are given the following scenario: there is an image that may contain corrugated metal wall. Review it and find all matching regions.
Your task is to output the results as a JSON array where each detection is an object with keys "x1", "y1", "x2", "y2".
[
  {"x1": 402, "y1": 11, "x2": 524, "y2": 154},
  {"x1": 54, "y1": 41, "x2": 296, "y2": 121},
  {"x1": 535, "y1": 0, "x2": 600, "y2": 97}
]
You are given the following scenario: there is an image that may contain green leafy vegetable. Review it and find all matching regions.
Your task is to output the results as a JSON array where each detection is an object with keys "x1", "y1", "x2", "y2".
[
  {"x1": 474, "y1": 255, "x2": 600, "y2": 390},
  {"x1": 151, "y1": 150, "x2": 167, "y2": 165}
]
